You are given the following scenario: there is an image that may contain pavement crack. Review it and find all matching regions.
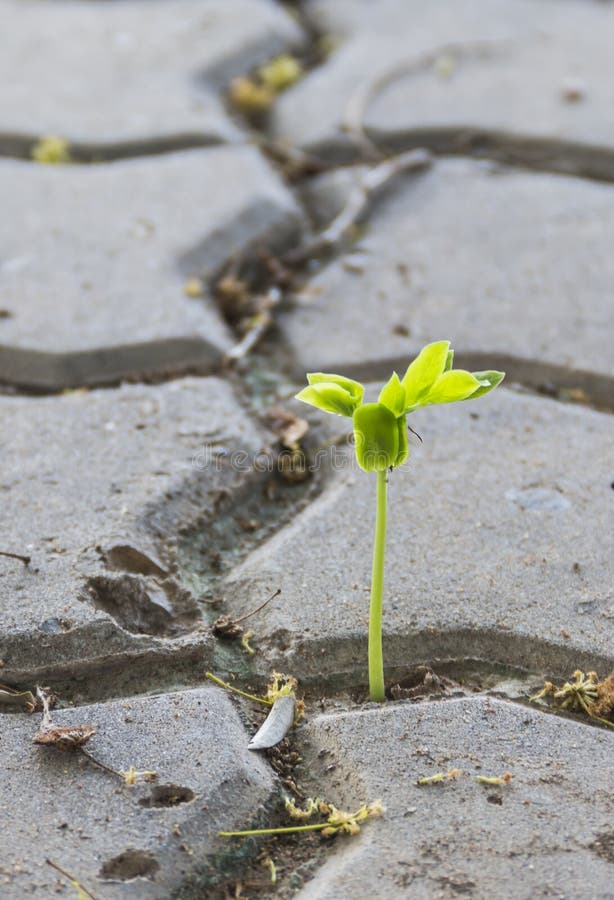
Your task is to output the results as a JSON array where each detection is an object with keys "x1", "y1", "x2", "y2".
[
  {"x1": 0, "y1": 338, "x2": 224, "y2": 394},
  {"x1": 357, "y1": 129, "x2": 614, "y2": 186},
  {"x1": 0, "y1": 131, "x2": 227, "y2": 164}
]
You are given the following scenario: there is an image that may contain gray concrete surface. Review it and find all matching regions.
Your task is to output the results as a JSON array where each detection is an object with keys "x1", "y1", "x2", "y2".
[
  {"x1": 273, "y1": 0, "x2": 614, "y2": 179},
  {"x1": 282, "y1": 158, "x2": 614, "y2": 408},
  {"x1": 0, "y1": 0, "x2": 304, "y2": 152},
  {"x1": 0, "y1": 377, "x2": 268, "y2": 681},
  {"x1": 0, "y1": 146, "x2": 304, "y2": 388},
  {"x1": 0, "y1": 687, "x2": 275, "y2": 898},
  {"x1": 1, "y1": 0, "x2": 613, "y2": 896},
  {"x1": 295, "y1": 697, "x2": 614, "y2": 899}
]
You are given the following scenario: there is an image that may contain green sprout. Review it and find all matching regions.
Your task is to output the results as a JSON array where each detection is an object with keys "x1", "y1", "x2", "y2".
[{"x1": 296, "y1": 340, "x2": 504, "y2": 702}]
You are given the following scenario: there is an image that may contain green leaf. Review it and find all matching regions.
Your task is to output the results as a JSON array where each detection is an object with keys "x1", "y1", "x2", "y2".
[
  {"x1": 424, "y1": 370, "x2": 482, "y2": 405},
  {"x1": 444, "y1": 349, "x2": 454, "y2": 372},
  {"x1": 394, "y1": 414, "x2": 409, "y2": 467},
  {"x1": 295, "y1": 383, "x2": 357, "y2": 417},
  {"x1": 306, "y1": 373, "x2": 364, "y2": 405},
  {"x1": 353, "y1": 403, "x2": 399, "y2": 472},
  {"x1": 378, "y1": 372, "x2": 406, "y2": 417},
  {"x1": 464, "y1": 370, "x2": 505, "y2": 400},
  {"x1": 402, "y1": 341, "x2": 450, "y2": 409}
]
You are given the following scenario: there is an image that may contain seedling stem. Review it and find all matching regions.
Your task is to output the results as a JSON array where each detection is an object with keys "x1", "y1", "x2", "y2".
[
  {"x1": 368, "y1": 469, "x2": 388, "y2": 701},
  {"x1": 295, "y1": 341, "x2": 504, "y2": 702}
]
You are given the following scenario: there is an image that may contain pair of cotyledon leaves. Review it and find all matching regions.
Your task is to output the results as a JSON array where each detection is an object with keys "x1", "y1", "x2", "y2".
[{"x1": 295, "y1": 340, "x2": 505, "y2": 472}]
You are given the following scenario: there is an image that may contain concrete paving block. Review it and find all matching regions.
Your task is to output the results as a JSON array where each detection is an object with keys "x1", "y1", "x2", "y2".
[
  {"x1": 0, "y1": 0, "x2": 304, "y2": 153},
  {"x1": 295, "y1": 696, "x2": 614, "y2": 899},
  {"x1": 280, "y1": 158, "x2": 614, "y2": 408},
  {"x1": 222, "y1": 391, "x2": 614, "y2": 681},
  {"x1": 273, "y1": 0, "x2": 614, "y2": 178},
  {"x1": 0, "y1": 146, "x2": 305, "y2": 389},
  {"x1": 0, "y1": 687, "x2": 275, "y2": 898},
  {"x1": 0, "y1": 377, "x2": 268, "y2": 682}
]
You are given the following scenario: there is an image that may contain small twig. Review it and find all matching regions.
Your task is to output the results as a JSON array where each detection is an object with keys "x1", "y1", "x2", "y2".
[
  {"x1": 224, "y1": 147, "x2": 431, "y2": 365},
  {"x1": 220, "y1": 822, "x2": 332, "y2": 838},
  {"x1": 205, "y1": 672, "x2": 272, "y2": 707},
  {"x1": 36, "y1": 686, "x2": 54, "y2": 730},
  {"x1": 232, "y1": 589, "x2": 281, "y2": 626},
  {"x1": 224, "y1": 288, "x2": 281, "y2": 363},
  {"x1": 258, "y1": 137, "x2": 330, "y2": 180},
  {"x1": 284, "y1": 149, "x2": 432, "y2": 266},
  {"x1": 80, "y1": 748, "x2": 123, "y2": 780},
  {"x1": 0, "y1": 549, "x2": 31, "y2": 565},
  {"x1": 45, "y1": 859, "x2": 100, "y2": 900},
  {"x1": 221, "y1": 799, "x2": 384, "y2": 838}
]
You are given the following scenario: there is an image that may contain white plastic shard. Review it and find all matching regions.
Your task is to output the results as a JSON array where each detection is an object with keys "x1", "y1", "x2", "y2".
[{"x1": 248, "y1": 695, "x2": 296, "y2": 750}]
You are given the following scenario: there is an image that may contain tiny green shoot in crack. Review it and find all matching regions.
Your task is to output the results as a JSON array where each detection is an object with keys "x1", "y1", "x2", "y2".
[{"x1": 296, "y1": 340, "x2": 504, "y2": 702}]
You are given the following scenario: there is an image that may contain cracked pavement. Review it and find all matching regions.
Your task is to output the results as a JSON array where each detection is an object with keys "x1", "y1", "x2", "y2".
[{"x1": 0, "y1": 1, "x2": 612, "y2": 897}]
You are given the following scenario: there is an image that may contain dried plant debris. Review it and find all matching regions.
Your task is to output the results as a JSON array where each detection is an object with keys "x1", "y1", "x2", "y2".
[
  {"x1": 79, "y1": 748, "x2": 159, "y2": 786},
  {"x1": 228, "y1": 54, "x2": 302, "y2": 117},
  {"x1": 215, "y1": 274, "x2": 252, "y2": 325},
  {"x1": 264, "y1": 673, "x2": 304, "y2": 719},
  {"x1": 206, "y1": 671, "x2": 304, "y2": 750},
  {"x1": 284, "y1": 149, "x2": 432, "y2": 266},
  {"x1": 211, "y1": 589, "x2": 281, "y2": 649},
  {"x1": 224, "y1": 287, "x2": 282, "y2": 364},
  {"x1": 390, "y1": 665, "x2": 457, "y2": 701},
  {"x1": 211, "y1": 615, "x2": 244, "y2": 640},
  {"x1": 277, "y1": 448, "x2": 309, "y2": 484},
  {"x1": 121, "y1": 766, "x2": 159, "y2": 786},
  {"x1": 476, "y1": 772, "x2": 513, "y2": 786},
  {"x1": 227, "y1": 77, "x2": 275, "y2": 115},
  {"x1": 46, "y1": 859, "x2": 99, "y2": 900},
  {"x1": 240, "y1": 630, "x2": 255, "y2": 656},
  {"x1": 33, "y1": 687, "x2": 158, "y2": 783},
  {"x1": 261, "y1": 406, "x2": 311, "y2": 484},
  {"x1": 266, "y1": 739, "x2": 304, "y2": 800},
  {"x1": 257, "y1": 55, "x2": 303, "y2": 93},
  {"x1": 417, "y1": 768, "x2": 462, "y2": 786},
  {"x1": 34, "y1": 724, "x2": 97, "y2": 752},
  {"x1": 183, "y1": 276, "x2": 205, "y2": 298},
  {"x1": 261, "y1": 855, "x2": 277, "y2": 884},
  {"x1": 33, "y1": 688, "x2": 96, "y2": 751},
  {"x1": 219, "y1": 797, "x2": 384, "y2": 839},
  {"x1": 216, "y1": 250, "x2": 298, "y2": 363},
  {"x1": 285, "y1": 797, "x2": 385, "y2": 837},
  {"x1": 0, "y1": 684, "x2": 40, "y2": 712},
  {"x1": 530, "y1": 670, "x2": 614, "y2": 727},
  {"x1": 0, "y1": 549, "x2": 31, "y2": 565},
  {"x1": 264, "y1": 407, "x2": 309, "y2": 451},
  {"x1": 31, "y1": 135, "x2": 72, "y2": 165},
  {"x1": 261, "y1": 139, "x2": 329, "y2": 182}
]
